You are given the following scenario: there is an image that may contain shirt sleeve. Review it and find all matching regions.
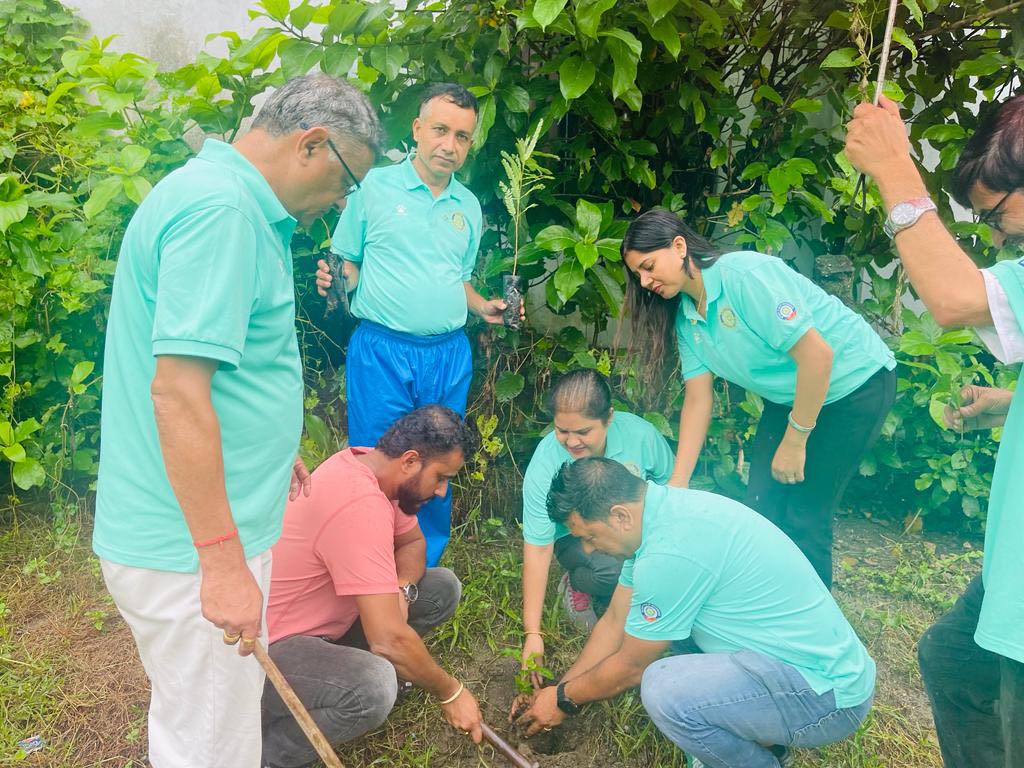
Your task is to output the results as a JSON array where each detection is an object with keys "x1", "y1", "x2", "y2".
[
  {"x1": 315, "y1": 492, "x2": 401, "y2": 596},
  {"x1": 643, "y1": 425, "x2": 676, "y2": 484},
  {"x1": 978, "y1": 268, "x2": 1024, "y2": 364},
  {"x1": 676, "y1": 318, "x2": 710, "y2": 381},
  {"x1": 152, "y1": 206, "x2": 259, "y2": 368},
  {"x1": 731, "y1": 259, "x2": 815, "y2": 352},
  {"x1": 624, "y1": 552, "x2": 716, "y2": 641},
  {"x1": 522, "y1": 441, "x2": 560, "y2": 545},
  {"x1": 330, "y1": 187, "x2": 368, "y2": 262},
  {"x1": 461, "y1": 203, "x2": 482, "y2": 281},
  {"x1": 618, "y1": 557, "x2": 635, "y2": 588}
]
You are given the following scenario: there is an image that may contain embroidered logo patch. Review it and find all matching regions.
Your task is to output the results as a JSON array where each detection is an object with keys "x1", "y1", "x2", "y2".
[
  {"x1": 395, "y1": 204, "x2": 407, "y2": 216},
  {"x1": 719, "y1": 307, "x2": 737, "y2": 329},
  {"x1": 640, "y1": 602, "x2": 661, "y2": 622},
  {"x1": 776, "y1": 301, "x2": 797, "y2": 321},
  {"x1": 451, "y1": 211, "x2": 466, "y2": 232}
]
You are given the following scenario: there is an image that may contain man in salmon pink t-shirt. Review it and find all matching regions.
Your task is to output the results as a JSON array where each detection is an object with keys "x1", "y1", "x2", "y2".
[{"x1": 262, "y1": 405, "x2": 483, "y2": 768}]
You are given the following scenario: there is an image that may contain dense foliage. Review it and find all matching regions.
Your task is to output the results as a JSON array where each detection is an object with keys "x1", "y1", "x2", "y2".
[{"x1": 2, "y1": 0, "x2": 1021, "y2": 527}]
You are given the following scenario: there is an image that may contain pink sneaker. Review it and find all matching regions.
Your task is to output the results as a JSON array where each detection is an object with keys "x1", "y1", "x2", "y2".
[{"x1": 558, "y1": 573, "x2": 598, "y2": 629}]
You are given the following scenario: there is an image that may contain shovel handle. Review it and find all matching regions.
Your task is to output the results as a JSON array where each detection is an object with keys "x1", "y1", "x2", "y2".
[{"x1": 481, "y1": 721, "x2": 539, "y2": 768}]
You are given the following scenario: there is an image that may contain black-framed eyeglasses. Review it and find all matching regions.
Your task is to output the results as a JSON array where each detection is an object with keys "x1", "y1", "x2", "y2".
[
  {"x1": 976, "y1": 189, "x2": 1016, "y2": 232},
  {"x1": 326, "y1": 137, "x2": 361, "y2": 198}
]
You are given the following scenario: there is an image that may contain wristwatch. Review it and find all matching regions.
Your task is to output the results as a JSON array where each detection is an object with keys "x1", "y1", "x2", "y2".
[
  {"x1": 399, "y1": 582, "x2": 419, "y2": 604},
  {"x1": 883, "y1": 197, "x2": 937, "y2": 238},
  {"x1": 556, "y1": 682, "x2": 582, "y2": 716}
]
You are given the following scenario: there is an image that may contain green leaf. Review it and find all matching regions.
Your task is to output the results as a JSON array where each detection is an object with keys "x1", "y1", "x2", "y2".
[
  {"x1": 921, "y1": 124, "x2": 966, "y2": 142},
  {"x1": 259, "y1": 0, "x2": 290, "y2": 21},
  {"x1": 303, "y1": 413, "x2": 331, "y2": 454},
  {"x1": 533, "y1": 0, "x2": 570, "y2": 30},
  {"x1": 784, "y1": 157, "x2": 816, "y2": 175},
  {"x1": 13, "y1": 418, "x2": 41, "y2": 442},
  {"x1": 590, "y1": 264, "x2": 624, "y2": 315},
  {"x1": 473, "y1": 95, "x2": 497, "y2": 151},
  {"x1": 495, "y1": 371, "x2": 525, "y2": 401},
  {"x1": 71, "y1": 361, "x2": 95, "y2": 385},
  {"x1": 576, "y1": 199, "x2": 603, "y2": 241},
  {"x1": 369, "y1": 45, "x2": 408, "y2": 81},
  {"x1": 754, "y1": 85, "x2": 783, "y2": 105},
  {"x1": 501, "y1": 86, "x2": 531, "y2": 113},
  {"x1": 890, "y1": 27, "x2": 917, "y2": 59},
  {"x1": 603, "y1": 30, "x2": 642, "y2": 100},
  {"x1": 821, "y1": 48, "x2": 861, "y2": 68},
  {"x1": 574, "y1": 241, "x2": 599, "y2": 269},
  {"x1": 2, "y1": 443, "x2": 26, "y2": 463},
  {"x1": 322, "y1": 45, "x2": 358, "y2": 76},
  {"x1": 13, "y1": 456, "x2": 45, "y2": 490},
  {"x1": 956, "y1": 53, "x2": 1006, "y2": 79},
  {"x1": 559, "y1": 57, "x2": 596, "y2": 100},
  {"x1": 642, "y1": 411, "x2": 673, "y2": 438},
  {"x1": 123, "y1": 176, "x2": 153, "y2": 205},
  {"x1": 0, "y1": 175, "x2": 28, "y2": 234},
  {"x1": 535, "y1": 225, "x2": 577, "y2": 251},
  {"x1": 649, "y1": 16, "x2": 681, "y2": 59},
  {"x1": 83, "y1": 176, "x2": 123, "y2": 220},
  {"x1": 279, "y1": 39, "x2": 322, "y2": 79},
  {"x1": 120, "y1": 145, "x2": 151, "y2": 175},
  {"x1": 575, "y1": 0, "x2": 616, "y2": 38},
  {"x1": 790, "y1": 97, "x2": 821, "y2": 113},
  {"x1": 289, "y1": 1, "x2": 316, "y2": 30},
  {"x1": 901, "y1": 0, "x2": 923, "y2": 27},
  {"x1": 554, "y1": 259, "x2": 586, "y2": 302},
  {"x1": 327, "y1": 4, "x2": 365, "y2": 36},
  {"x1": 740, "y1": 162, "x2": 768, "y2": 181},
  {"x1": 647, "y1": 0, "x2": 678, "y2": 23}
]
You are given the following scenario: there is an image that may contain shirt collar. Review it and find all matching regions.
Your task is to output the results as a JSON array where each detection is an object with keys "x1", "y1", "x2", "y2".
[
  {"x1": 602, "y1": 417, "x2": 625, "y2": 460},
  {"x1": 197, "y1": 139, "x2": 295, "y2": 229},
  {"x1": 679, "y1": 259, "x2": 724, "y2": 323},
  {"x1": 400, "y1": 153, "x2": 468, "y2": 202}
]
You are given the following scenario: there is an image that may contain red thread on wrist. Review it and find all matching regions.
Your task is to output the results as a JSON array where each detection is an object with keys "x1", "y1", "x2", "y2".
[{"x1": 193, "y1": 528, "x2": 238, "y2": 549}]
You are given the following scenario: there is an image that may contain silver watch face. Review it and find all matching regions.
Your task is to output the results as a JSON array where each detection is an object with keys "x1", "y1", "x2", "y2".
[{"x1": 890, "y1": 202, "x2": 919, "y2": 226}]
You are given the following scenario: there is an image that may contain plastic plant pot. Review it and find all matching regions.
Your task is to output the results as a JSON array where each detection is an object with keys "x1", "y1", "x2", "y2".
[{"x1": 503, "y1": 274, "x2": 524, "y2": 329}]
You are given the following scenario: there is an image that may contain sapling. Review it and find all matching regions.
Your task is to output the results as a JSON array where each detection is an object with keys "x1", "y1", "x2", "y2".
[{"x1": 498, "y1": 120, "x2": 556, "y2": 329}]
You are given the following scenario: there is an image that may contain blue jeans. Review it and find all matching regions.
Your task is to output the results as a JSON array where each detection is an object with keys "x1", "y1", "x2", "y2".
[
  {"x1": 346, "y1": 321, "x2": 473, "y2": 567},
  {"x1": 641, "y1": 650, "x2": 873, "y2": 768}
]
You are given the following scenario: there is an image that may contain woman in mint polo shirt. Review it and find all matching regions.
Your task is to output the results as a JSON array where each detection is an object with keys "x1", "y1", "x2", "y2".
[
  {"x1": 621, "y1": 208, "x2": 896, "y2": 588},
  {"x1": 519, "y1": 369, "x2": 674, "y2": 684}
]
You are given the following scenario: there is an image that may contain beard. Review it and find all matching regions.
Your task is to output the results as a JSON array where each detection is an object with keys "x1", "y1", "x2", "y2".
[{"x1": 397, "y1": 478, "x2": 432, "y2": 516}]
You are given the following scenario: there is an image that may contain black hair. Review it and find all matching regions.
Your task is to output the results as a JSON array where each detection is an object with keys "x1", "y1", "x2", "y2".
[
  {"x1": 419, "y1": 83, "x2": 479, "y2": 116},
  {"x1": 619, "y1": 208, "x2": 722, "y2": 394},
  {"x1": 376, "y1": 405, "x2": 478, "y2": 463},
  {"x1": 546, "y1": 457, "x2": 647, "y2": 527},
  {"x1": 547, "y1": 369, "x2": 613, "y2": 422},
  {"x1": 951, "y1": 93, "x2": 1024, "y2": 208}
]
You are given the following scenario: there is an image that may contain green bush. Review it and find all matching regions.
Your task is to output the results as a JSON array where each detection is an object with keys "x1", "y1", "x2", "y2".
[{"x1": 2, "y1": 0, "x2": 1019, "y2": 528}]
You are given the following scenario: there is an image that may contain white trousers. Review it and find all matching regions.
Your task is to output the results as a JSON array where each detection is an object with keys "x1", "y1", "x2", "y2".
[{"x1": 102, "y1": 552, "x2": 271, "y2": 768}]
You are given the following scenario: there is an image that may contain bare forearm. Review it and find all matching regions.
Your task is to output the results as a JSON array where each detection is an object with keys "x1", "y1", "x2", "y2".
[
  {"x1": 522, "y1": 542, "x2": 554, "y2": 632},
  {"x1": 464, "y1": 282, "x2": 486, "y2": 317},
  {"x1": 395, "y1": 541, "x2": 426, "y2": 587},
  {"x1": 672, "y1": 385, "x2": 712, "y2": 485},
  {"x1": 563, "y1": 653, "x2": 643, "y2": 705},
  {"x1": 562, "y1": 612, "x2": 625, "y2": 681},
  {"x1": 874, "y1": 158, "x2": 990, "y2": 327},
  {"x1": 790, "y1": 344, "x2": 831, "y2": 430},
  {"x1": 370, "y1": 626, "x2": 459, "y2": 698}
]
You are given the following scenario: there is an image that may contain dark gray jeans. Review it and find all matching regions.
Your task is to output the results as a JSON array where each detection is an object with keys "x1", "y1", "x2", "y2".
[
  {"x1": 554, "y1": 533, "x2": 622, "y2": 614},
  {"x1": 919, "y1": 573, "x2": 1024, "y2": 768},
  {"x1": 261, "y1": 567, "x2": 461, "y2": 768}
]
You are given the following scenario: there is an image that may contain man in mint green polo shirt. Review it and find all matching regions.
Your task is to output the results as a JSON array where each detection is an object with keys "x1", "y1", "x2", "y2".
[
  {"x1": 316, "y1": 83, "x2": 513, "y2": 567},
  {"x1": 93, "y1": 75, "x2": 381, "y2": 768},
  {"x1": 516, "y1": 458, "x2": 875, "y2": 768},
  {"x1": 847, "y1": 93, "x2": 1023, "y2": 768}
]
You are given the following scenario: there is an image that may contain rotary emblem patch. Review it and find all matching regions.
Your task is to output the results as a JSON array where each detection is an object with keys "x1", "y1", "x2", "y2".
[
  {"x1": 719, "y1": 307, "x2": 737, "y2": 329},
  {"x1": 640, "y1": 602, "x2": 661, "y2": 623},
  {"x1": 776, "y1": 301, "x2": 797, "y2": 321},
  {"x1": 451, "y1": 211, "x2": 466, "y2": 232}
]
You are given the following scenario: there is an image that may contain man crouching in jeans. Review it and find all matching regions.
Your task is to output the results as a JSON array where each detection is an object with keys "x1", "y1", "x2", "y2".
[{"x1": 262, "y1": 405, "x2": 482, "y2": 767}]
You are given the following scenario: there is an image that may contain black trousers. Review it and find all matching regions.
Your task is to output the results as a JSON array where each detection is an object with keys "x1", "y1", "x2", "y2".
[
  {"x1": 918, "y1": 574, "x2": 1024, "y2": 768},
  {"x1": 554, "y1": 534, "x2": 622, "y2": 613},
  {"x1": 744, "y1": 365, "x2": 896, "y2": 588}
]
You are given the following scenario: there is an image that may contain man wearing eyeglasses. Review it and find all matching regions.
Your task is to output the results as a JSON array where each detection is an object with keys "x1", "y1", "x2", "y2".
[
  {"x1": 845, "y1": 94, "x2": 1023, "y2": 768},
  {"x1": 316, "y1": 83, "x2": 510, "y2": 567},
  {"x1": 92, "y1": 75, "x2": 381, "y2": 768}
]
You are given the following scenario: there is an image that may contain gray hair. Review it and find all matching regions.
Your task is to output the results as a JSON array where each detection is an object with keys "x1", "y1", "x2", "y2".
[{"x1": 252, "y1": 74, "x2": 383, "y2": 158}]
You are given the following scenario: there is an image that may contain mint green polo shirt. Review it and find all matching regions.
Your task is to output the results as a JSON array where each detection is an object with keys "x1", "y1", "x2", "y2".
[
  {"x1": 675, "y1": 251, "x2": 895, "y2": 405},
  {"x1": 974, "y1": 259, "x2": 1024, "y2": 664},
  {"x1": 522, "y1": 412, "x2": 674, "y2": 545},
  {"x1": 620, "y1": 482, "x2": 876, "y2": 709},
  {"x1": 93, "y1": 139, "x2": 304, "y2": 573},
  {"x1": 330, "y1": 155, "x2": 482, "y2": 335}
]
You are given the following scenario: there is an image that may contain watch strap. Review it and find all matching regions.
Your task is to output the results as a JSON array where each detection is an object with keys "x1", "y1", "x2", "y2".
[{"x1": 883, "y1": 197, "x2": 937, "y2": 238}]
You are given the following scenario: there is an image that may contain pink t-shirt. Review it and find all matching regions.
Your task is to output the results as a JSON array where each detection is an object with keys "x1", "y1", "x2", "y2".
[{"x1": 267, "y1": 447, "x2": 419, "y2": 643}]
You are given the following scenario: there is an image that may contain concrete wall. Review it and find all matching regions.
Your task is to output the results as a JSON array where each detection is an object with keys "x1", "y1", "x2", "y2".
[{"x1": 68, "y1": 0, "x2": 263, "y2": 69}]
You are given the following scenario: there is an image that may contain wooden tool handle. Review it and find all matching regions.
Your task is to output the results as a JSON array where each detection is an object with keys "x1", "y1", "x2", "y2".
[
  {"x1": 254, "y1": 640, "x2": 345, "y2": 768},
  {"x1": 481, "y1": 722, "x2": 539, "y2": 768}
]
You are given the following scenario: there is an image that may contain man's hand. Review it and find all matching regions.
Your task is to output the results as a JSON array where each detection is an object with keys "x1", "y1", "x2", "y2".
[
  {"x1": 521, "y1": 633, "x2": 546, "y2": 690},
  {"x1": 771, "y1": 433, "x2": 807, "y2": 485},
  {"x1": 289, "y1": 455, "x2": 312, "y2": 501},
  {"x1": 315, "y1": 258, "x2": 359, "y2": 298},
  {"x1": 199, "y1": 553, "x2": 263, "y2": 657},
  {"x1": 944, "y1": 385, "x2": 1014, "y2": 431},
  {"x1": 516, "y1": 685, "x2": 565, "y2": 735},
  {"x1": 441, "y1": 687, "x2": 483, "y2": 743},
  {"x1": 844, "y1": 96, "x2": 914, "y2": 181},
  {"x1": 474, "y1": 297, "x2": 521, "y2": 325}
]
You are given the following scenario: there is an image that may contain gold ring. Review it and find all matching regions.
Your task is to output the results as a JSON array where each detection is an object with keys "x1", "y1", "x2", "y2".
[
  {"x1": 543, "y1": 727, "x2": 552, "y2": 732},
  {"x1": 241, "y1": 637, "x2": 256, "y2": 646},
  {"x1": 223, "y1": 631, "x2": 241, "y2": 644}
]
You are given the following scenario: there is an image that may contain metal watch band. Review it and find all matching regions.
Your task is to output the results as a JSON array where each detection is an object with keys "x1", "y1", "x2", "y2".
[{"x1": 883, "y1": 196, "x2": 937, "y2": 239}]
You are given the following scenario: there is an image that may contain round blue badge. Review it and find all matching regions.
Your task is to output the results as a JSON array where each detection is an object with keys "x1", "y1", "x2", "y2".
[
  {"x1": 640, "y1": 602, "x2": 661, "y2": 622},
  {"x1": 776, "y1": 301, "x2": 797, "y2": 321}
]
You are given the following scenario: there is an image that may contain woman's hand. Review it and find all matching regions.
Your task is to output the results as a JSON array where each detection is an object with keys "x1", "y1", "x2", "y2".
[
  {"x1": 771, "y1": 432, "x2": 807, "y2": 485},
  {"x1": 521, "y1": 633, "x2": 546, "y2": 689}
]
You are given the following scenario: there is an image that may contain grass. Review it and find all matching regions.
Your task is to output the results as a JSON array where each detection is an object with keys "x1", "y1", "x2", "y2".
[{"x1": 0, "y1": 498, "x2": 977, "y2": 767}]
